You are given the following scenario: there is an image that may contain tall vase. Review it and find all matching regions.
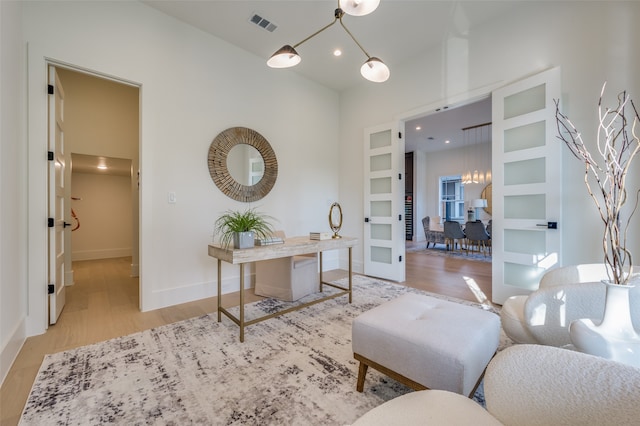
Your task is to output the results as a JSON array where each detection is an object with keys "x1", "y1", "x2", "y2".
[{"x1": 569, "y1": 280, "x2": 640, "y2": 368}]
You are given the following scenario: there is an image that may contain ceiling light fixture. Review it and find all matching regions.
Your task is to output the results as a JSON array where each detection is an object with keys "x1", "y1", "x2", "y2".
[
  {"x1": 266, "y1": 0, "x2": 389, "y2": 83},
  {"x1": 461, "y1": 122, "x2": 492, "y2": 185}
]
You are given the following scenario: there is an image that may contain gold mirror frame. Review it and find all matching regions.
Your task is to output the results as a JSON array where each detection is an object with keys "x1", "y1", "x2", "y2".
[
  {"x1": 329, "y1": 202, "x2": 343, "y2": 239},
  {"x1": 481, "y1": 183, "x2": 492, "y2": 215},
  {"x1": 208, "y1": 127, "x2": 278, "y2": 202}
]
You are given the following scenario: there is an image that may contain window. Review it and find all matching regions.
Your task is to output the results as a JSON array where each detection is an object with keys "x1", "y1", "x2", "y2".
[{"x1": 440, "y1": 175, "x2": 465, "y2": 221}]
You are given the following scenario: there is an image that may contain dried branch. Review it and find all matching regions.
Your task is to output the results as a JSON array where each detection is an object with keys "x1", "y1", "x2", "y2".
[{"x1": 555, "y1": 83, "x2": 640, "y2": 284}]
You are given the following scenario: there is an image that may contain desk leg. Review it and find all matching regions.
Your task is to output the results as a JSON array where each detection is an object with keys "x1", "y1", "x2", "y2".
[
  {"x1": 348, "y1": 246, "x2": 353, "y2": 303},
  {"x1": 217, "y1": 259, "x2": 222, "y2": 322},
  {"x1": 239, "y1": 263, "x2": 245, "y2": 342},
  {"x1": 319, "y1": 252, "x2": 324, "y2": 292}
]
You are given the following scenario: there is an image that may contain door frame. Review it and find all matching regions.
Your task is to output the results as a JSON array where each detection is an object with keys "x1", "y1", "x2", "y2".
[
  {"x1": 26, "y1": 49, "x2": 141, "y2": 336},
  {"x1": 394, "y1": 72, "x2": 561, "y2": 299},
  {"x1": 396, "y1": 85, "x2": 504, "y2": 229},
  {"x1": 392, "y1": 81, "x2": 515, "y2": 276}
]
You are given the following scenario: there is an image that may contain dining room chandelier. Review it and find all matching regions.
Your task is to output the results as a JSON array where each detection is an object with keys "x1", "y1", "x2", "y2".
[
  {"x1": 266, "y1": 0, "x2": 390, "y2": 83},
  {"x1": 461, "y1": 122, "x2": 492, "y2": 185}
]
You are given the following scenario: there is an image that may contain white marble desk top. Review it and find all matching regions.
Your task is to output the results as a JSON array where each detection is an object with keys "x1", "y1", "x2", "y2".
[{"x1": 208, "y1": 236, "x2": 358, "y2": 264}]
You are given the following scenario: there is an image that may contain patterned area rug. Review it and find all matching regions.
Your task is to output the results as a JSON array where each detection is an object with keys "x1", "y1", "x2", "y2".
[
  {"x1": 407, "y1": 244, "x2": 492, "y2": 262},
  {"x1": 20, "y1": 276, "x2": 511, "y2": 425}
]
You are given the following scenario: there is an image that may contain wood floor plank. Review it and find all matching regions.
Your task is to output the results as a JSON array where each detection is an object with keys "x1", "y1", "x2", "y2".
[{"x1": 0, "y1": 249, "x2": 493, "y2": 425}]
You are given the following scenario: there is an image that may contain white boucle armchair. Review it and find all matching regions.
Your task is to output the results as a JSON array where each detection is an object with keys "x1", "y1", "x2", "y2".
[
  {"x1": 351, "y1": 344, "x2": 640, "y2": 426},
  {"x1": 500, "y1": 263, "x2": 640, "y2": 346}
]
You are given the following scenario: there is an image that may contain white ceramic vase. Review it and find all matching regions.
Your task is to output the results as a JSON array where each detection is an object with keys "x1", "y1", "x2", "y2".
[{"x1": 569, "y1": 280, "x2": 640, "y2": 368}]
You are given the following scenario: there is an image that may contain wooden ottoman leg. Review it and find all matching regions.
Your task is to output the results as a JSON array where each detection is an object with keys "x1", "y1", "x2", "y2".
[{"x1": 356, "y1": 357, "x2": 369, "y2": 392}]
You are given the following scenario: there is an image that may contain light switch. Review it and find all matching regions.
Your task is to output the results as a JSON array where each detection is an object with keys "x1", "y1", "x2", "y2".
[{"x1": 168, "y1": 192, "x2": 177, "y2": 204}]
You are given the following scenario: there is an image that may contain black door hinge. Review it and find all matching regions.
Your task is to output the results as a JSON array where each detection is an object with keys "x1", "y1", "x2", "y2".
[
  {"x1": 398, "y1": 173, "x2": 402, "y2": 180},
  {"x1": 48, "y1": 284, "x2": 54, "y2": 294},
  {"x1": 399, "y1": 255, "x2": 403, "y2": 262},
  {"x1": 48, "y1": 151, "x2": 54, "y2": 161},
  {"x1": 48, "y1": 217, "x2": 54, "y2": 227},
  {"x1": 399, "y1": 214, "x2": 402, "y2": 221},
  {"x1": 398, "y1": 132, "x2": 402, "y2": 139},
  {"x1": 48, "y1": 84, "x2": 54, "y2": 95}
]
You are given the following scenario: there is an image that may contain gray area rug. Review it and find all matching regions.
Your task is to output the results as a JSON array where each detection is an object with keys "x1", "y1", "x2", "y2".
[
  {"x1": 407, "y1": 244, "x2": 492, "y2": 262},
  {"x1": 20, "y1": 275, "x2": 511, "y2": 425}
]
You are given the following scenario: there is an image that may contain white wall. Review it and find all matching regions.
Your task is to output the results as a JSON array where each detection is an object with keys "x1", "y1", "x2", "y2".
[
  {"x1": 0, "y1": 0, "x2": 28, "y2": 385},
  {"x1": 339, "y1": 1, "x2": 640, "y2": 270},
  {"x1": 71, "y1": 173, "x2": 133, "y2": 260},
  {"x1": 20, "y1": 1, "x2": 340, "y2": 339}
]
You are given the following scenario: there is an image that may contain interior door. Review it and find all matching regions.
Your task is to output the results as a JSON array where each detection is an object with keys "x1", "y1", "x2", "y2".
[
  {"x1": 491, "y1": 67, "x2": 562, "y2": 304},
  {"x1": 48, "y1": 65, "x2": 67, "y2": 324},
  {"x1": 363, "y1": 122, "x2": 406, "y2": 282}
]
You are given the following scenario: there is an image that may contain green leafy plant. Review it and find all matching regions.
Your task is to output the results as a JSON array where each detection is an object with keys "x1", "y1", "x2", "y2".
[{"x1": 213, "y1": 208, "x2": 276, "y2": 248}]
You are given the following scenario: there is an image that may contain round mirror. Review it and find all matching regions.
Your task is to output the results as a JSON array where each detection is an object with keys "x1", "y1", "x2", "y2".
[
  {"x1": 328, "y1": 202, "x2": 343, "y2": 239},
  {"x1": 481, "y1": 183, "x2": 492, "y2": 215},
  {"x1": 208, "y1": 127, "x2": 277, "y2": 202},
  {"x1": 227, "y1": 144, "x2": 264, "y2": 186}
]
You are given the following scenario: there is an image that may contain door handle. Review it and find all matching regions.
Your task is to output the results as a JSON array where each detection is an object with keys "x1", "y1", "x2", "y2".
[
  {"x1": 63, "y1": 222, "x2": 72, "y2": 228},
  {"x1": 536, "y1": 222, "x2": 558, "y2": 229}
]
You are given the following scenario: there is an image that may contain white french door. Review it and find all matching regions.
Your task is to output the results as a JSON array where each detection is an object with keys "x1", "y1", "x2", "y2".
[
  {"x1": 491, "y1": 67, "x2": 562, "y2": 304},
  {"x1": 48, "y1": 65, "x2": 67, "y2": 324},
  {"x1": 363, "y1": 122, "x2": 406, "y2": 282}
]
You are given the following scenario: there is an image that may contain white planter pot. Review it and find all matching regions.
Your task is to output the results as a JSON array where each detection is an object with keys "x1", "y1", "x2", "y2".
[
  {"x1": 569, "y1": 280, "x2": 640, "y2": 368},
  {"x1": 233, "y1": 231, "x2": 255, "y2": 249}
]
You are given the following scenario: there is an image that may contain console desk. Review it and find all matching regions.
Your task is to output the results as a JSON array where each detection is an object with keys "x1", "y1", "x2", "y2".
[{"x1": 208, "y1": 236, "x2": 358, "y2": 342}]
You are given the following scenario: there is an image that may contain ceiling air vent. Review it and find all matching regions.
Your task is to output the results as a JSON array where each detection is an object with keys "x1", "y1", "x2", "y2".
[{"x1": 249, "y1": 13, "x2": 277, "y2": 33}]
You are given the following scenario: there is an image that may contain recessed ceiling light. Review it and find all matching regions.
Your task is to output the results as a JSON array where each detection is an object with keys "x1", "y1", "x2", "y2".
[
  {"x1": 333, "y1": 49, "x2": 342, "y2": 57},
  {"x1": 415, "y1": 126, "x2": 421, "y2": 130},
  {"x1": 445, "y1": 140, "x2": 450, "y2": 144}
]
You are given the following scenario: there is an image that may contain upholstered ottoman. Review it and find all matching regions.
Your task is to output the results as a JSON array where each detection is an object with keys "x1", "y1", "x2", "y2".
[{"x1": 352, "y1": 293, "x2": 500, "y2": 397}]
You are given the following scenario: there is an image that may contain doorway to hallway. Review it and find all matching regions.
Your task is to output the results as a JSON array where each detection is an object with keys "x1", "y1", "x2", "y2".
[{"x1": 51, "y1": 66, "x2": 140, "y2": 325}]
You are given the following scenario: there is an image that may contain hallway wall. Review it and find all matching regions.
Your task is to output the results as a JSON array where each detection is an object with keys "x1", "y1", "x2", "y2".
[{"x1": 71, "y1": 172, "x2": 133, "y2": 260}]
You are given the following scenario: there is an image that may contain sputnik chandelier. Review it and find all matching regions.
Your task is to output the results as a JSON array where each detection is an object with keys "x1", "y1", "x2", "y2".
[{"x1": 266, "y1": 0, "x2": 390, "y2": 83}]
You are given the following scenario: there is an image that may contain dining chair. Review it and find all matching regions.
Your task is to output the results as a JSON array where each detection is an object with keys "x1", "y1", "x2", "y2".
[
  {"x1": 465, "y1": 221, "x2": 491, "y2": 256},
  {"x1": 444, "y1": 221, "x2": 466, "y2": 252}
]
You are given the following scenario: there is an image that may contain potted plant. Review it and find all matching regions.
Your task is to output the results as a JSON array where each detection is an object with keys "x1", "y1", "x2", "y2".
[
  {"x1": 214, "y1": 208, "x2": 276, "y2": 249},
  {"x1": 555, "y1": 83, "x2": 640, "y2": 366}
]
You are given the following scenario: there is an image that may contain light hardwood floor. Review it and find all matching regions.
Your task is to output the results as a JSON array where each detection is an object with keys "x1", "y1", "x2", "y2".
[{"x1": 0, "y1": 247, "x2": 492, "y2": 425}]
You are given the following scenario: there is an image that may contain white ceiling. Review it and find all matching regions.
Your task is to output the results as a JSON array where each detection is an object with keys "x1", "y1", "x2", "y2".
[
  {"x1": 72, "y1": 153, "x2": 132, "y2": 176},
  {"x1": 142, "y1": 0, "x2": 507, "y2": 152},
  {"x1": 142, "y1": 0, "x2": 515, "y2": 92},
  {"x1": 405, "y1": 97, "x2": 492, "y2": 153}
]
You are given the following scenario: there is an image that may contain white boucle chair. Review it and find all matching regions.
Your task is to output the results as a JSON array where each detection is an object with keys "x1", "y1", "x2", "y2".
[
  {"x1": 500, "y1": 264, "x2": 640, "y2": 346},
  {"x1": 351, "y1": 344, "x2": 640, "y2": 426},
  {"x1": 352, "y1": 293, "x2": 500, "y2": 397}
]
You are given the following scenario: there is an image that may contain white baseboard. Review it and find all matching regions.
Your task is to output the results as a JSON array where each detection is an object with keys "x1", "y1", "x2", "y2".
[
  {"x1": 72, "y1": 248, "x2": 132, "y2": 261},
  {"x1": 141, "y1": 274, "x2": 251, "y2": 312},
  {"x1": 142, "y1": 256, "x2": 362, "y2": 312},
  {"x1": 141, "y1": 252, "x2": 352, "y2": 312},
  {"x1": 130, "y1": 262, "x2": 139, "y2": 278},
  {"x1": 0, "y1": 318, "x2": 26, "y2": 387},
  {"x1": 65, "y1": 268, "x2": 75, "y2": 286}
]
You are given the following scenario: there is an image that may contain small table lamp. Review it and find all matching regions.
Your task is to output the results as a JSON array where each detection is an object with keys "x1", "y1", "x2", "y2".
[{"x1": 470, "y1": 199, "x2": 488, "y2": 221}]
